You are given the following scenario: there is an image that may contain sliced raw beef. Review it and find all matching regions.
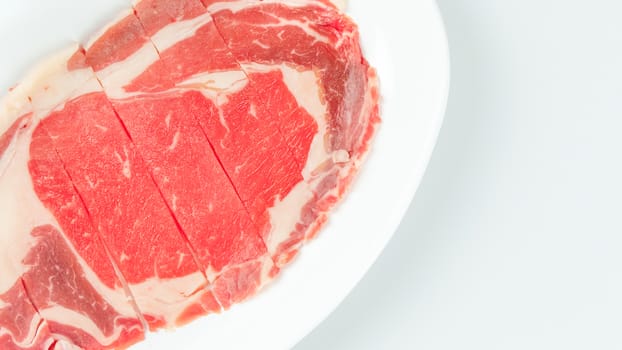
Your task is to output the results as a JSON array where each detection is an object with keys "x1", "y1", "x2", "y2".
[
  {"x1": 123, "y1": 0, "x2": 380, "y2": 265},
  {"x1": 82, "y1": 11, "x2": 275, "y2": 309},
  {"x1": 204, "y1": 0, "x2": 380, "y2": 264},
  {"x1": 0, "y1": 72, "x2": 145, "y2": 349},
  {"x1": 0, "y1": 0, "x2": 380, "y2": 349},
  {"x1": 34, "y1": 52, "x2": 222, "y2": 328}
]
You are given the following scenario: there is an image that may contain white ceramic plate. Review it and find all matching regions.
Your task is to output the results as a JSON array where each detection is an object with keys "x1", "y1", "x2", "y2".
[{"x1": 0, "y1": 1, "x2": 449, "y2": 349}]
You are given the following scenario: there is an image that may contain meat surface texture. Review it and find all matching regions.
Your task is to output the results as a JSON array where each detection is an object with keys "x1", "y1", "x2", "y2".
[{"x1": 0, "y1": 0, "x2": 380, "y2": 349}]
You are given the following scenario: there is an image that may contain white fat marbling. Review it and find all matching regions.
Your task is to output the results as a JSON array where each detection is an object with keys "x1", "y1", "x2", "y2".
[
  {"x1": 0, "y1": 122, "x2": 58, "y2": 294},
  {"x1": 0, "y1": 45, "x2": 91, "y2": 135},
  {"x1": 0, "y1": 312, "x2": 50, "y2": 348},
  {"x1": 53, "y1": 340, "x2": 84, "y2": 350},
  {"x1": 265, "y1": 180, "x2": 315, "y2": 255},
  {"x1": 42, "y1": 306, "x2": 142, "y2": 347},
  {"x1": 128, "y1": 271, "x2": 216, "y2": 326},
  {"x1": 178, "y1": 70, "x2": 248, "y2": 94},
  {"x1": 151, "y1": 11, "x2": 213, "y2": 52},
  {"x1": 96, "y1": 43, "x2": 160, "y2": 99},
  {"x1": 208, "y1": 0, "x2": 334, "y2": 14},
  {"x1": 0, "y1": 89, "x2": 30, "y2": 139},
  {"x1": 208, "y1": 252, "x2": 274, "y2": 287},
  {"x1": 241, "y1": 63, "x2": 341, "y2": 178}
]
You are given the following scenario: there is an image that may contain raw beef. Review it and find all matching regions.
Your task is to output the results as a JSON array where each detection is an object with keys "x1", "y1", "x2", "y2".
[{"x1": 0, "y1": 0, "x2": 380, "y2": 349}]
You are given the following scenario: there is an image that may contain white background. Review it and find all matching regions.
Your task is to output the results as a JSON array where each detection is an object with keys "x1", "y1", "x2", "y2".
[{"x1": 296, "y1": 1, "x2": 622, "y2": 349}]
